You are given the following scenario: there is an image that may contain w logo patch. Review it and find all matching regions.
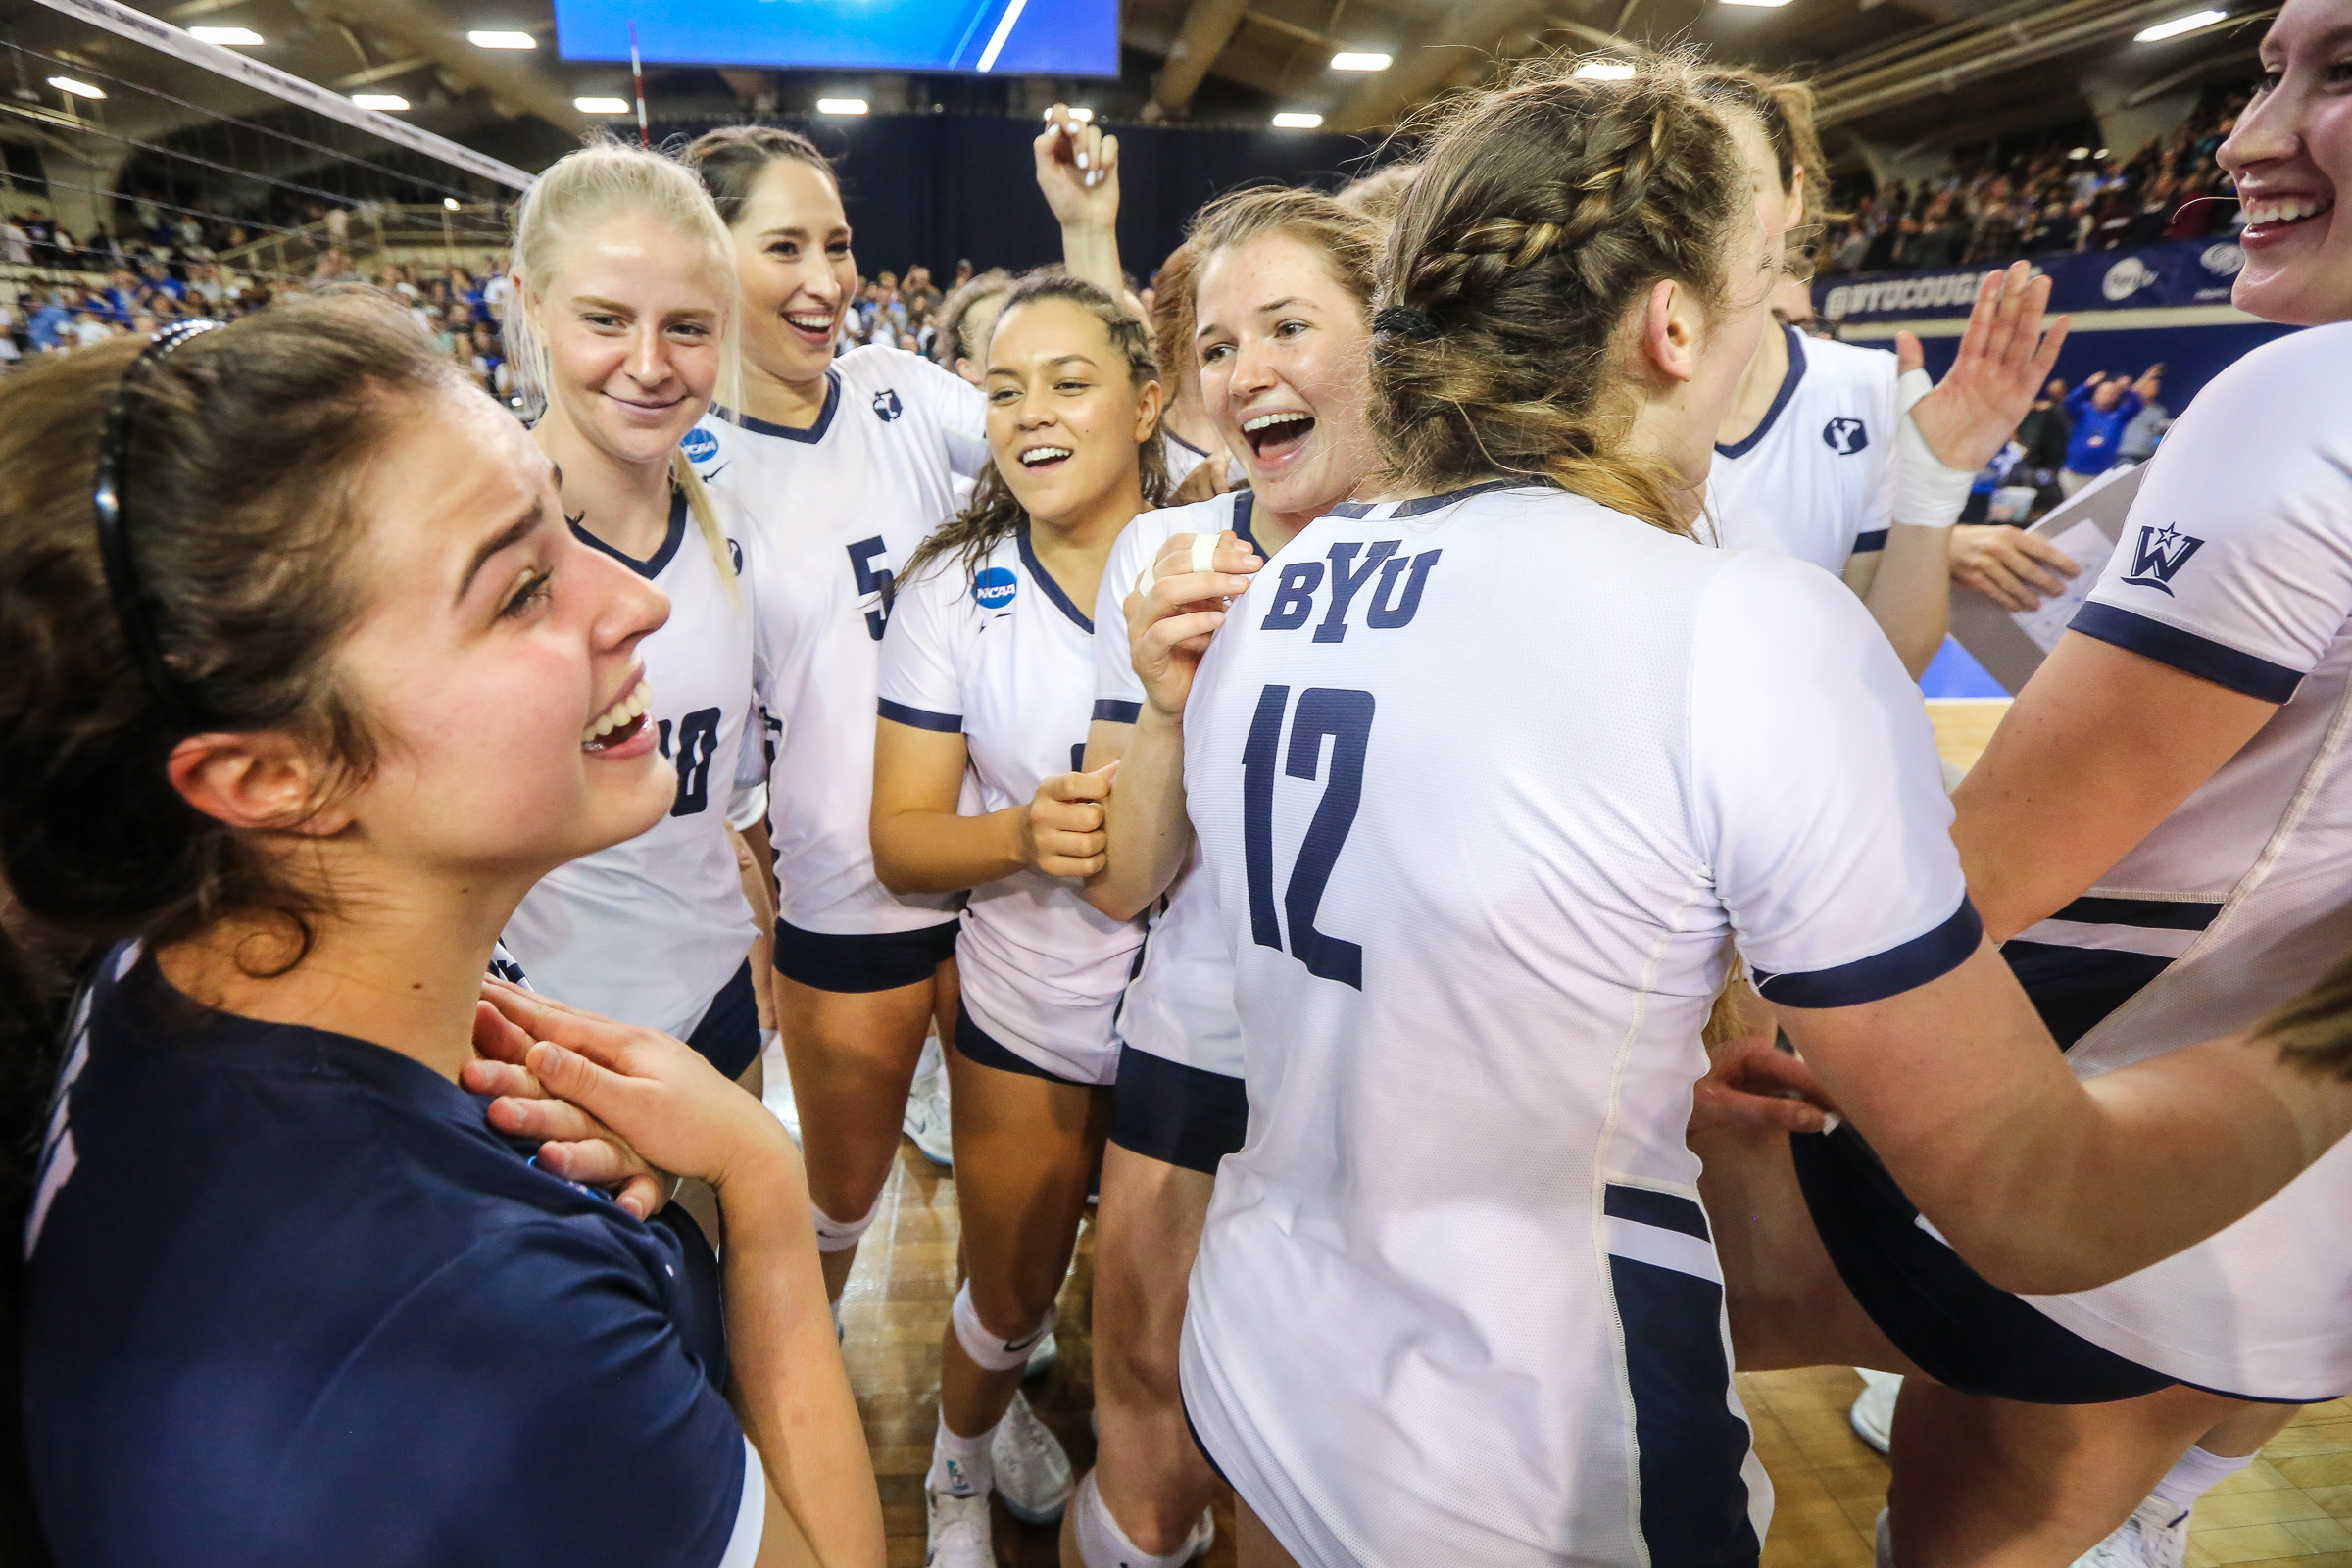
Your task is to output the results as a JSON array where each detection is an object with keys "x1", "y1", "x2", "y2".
[
  {"x1": 1822, "y1": 416, "x2": 1869, "y2": 456},
  {"x1": 2121, "y1": 523, "x2": 2205, "y2": 596}
]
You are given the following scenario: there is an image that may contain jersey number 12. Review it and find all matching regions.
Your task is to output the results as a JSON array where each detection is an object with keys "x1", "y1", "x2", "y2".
[{"x1": 1243, "y1": 684, "x2": 1372, "y2": 990}]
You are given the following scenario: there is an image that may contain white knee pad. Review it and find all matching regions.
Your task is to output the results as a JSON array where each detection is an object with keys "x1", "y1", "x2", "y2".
[
  {"x1": 810, "y1": 1197, "x2": 880, "y2": 1253},
  {"x1": 950, "y1": 1280, "x2": 1054, "y2": 1373}
]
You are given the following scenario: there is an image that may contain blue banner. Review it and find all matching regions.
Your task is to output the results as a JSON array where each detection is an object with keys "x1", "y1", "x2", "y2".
[{"x1": 1816, "y1": 237, "x2": 2250, "y2": 326}]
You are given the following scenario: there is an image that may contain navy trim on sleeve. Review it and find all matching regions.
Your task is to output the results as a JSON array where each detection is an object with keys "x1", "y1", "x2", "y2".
[
  {"x1": 2069, "y1": 601, "x2": 2303, "y2": 704},
  {"x1": 877, "y1": 698, "x2": 961, "y2": 733},
  {"x1": 1603, "y1": 1183, "x2": 1712, "y2": 1242},
  {"x1": 718, "y1": 371, "x2": 841, "y2": 444},
  {"x1": 1713, "y1": 324, "x2": 1806, "y2": 460},
  {"x1": 1851, "y1": 528, "x2": 1889, "y2": 555},
  {"x1": 1752, "y1": 898, "x2": 1983, "y2": 1008},
  {"x1": 1093, "y1": 699, "x2": 1142, "y2": 725}
]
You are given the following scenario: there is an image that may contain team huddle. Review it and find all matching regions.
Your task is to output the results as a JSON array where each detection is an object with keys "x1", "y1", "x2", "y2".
[{"x1": 9, "y1": 5, "x2": 2352, "y2": 1568}]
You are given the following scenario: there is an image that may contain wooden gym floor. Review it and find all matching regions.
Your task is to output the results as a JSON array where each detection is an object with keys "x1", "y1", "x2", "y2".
[{"x1": 807, "y1": 699, "x2": 2352, "y2": 1567}]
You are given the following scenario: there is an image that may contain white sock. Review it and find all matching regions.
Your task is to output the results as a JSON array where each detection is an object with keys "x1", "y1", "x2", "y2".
[
  {"x1": 928, "y1": 1410, "x2": 997, "y2": 1497},
  {"x1": 1073, "y1": 1470, "x2": 1197, "y2": 1568},
  {"x1": 2150, "y1": 1444, "x2": 2256, "y2": 1512}
]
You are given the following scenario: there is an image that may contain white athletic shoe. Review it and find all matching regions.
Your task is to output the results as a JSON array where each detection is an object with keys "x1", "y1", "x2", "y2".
[
  {"x1": 1025, "y1": 1330, "x2": 1058, "y2": 1382},
  {"x1": 992, "y1": 1391, "x2": 1075, "y2": 1525},
  {"x1": 2071, "y1": 1495, "x2": 2192, "y2": 1568},
  {"x1": 903, "y1": 1066, "x2": 954, "y2": 1166},
  {"x1": 925, "y1": 1485, "x2": 993, "y2": 1567},
  {"x1": 1850, "y1": 1367, "x2": 1902, "y2": 1455}
]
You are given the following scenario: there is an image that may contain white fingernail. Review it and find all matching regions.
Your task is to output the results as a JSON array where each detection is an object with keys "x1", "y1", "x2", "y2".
[
  {"x1": 1077, "y1": 151, "x2": 1089, "y2": 169},
  {"x1": 1821, "y1": 1112, "x2": 1842, "y2": 1135}
]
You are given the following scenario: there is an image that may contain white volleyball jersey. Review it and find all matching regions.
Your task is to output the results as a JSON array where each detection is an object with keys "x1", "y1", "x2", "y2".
[
  {"x1": 879, "y1": 526, "x2": 1148, "y2": 1083},
  {"x1": 1092, "y1": 491, "x2": 1259, "y2": 1079},
  {"x1": 1706, "y1": 326, "x2": 1899, "y2": 575},
  {"x1": 1955, "y1": 322, "x2": 2352, "y2": 1399},
  {"x1": 686, "y1": 344, "x2": 987, "y2": 935},
  {"x1": 1177, "y1": 482, "x2": 1973, "y2": 1568},
  {"x1": 503, "y1": 490, "x2": 767, "y2": 1038}
]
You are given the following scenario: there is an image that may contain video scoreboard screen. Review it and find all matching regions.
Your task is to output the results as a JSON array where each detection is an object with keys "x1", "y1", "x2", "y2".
[{"x1": 553, "y1": 0, "x2": 1119, "y2": 76}]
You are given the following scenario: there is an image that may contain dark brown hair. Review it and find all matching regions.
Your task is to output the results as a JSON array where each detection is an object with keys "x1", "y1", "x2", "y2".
[
  {"x1": 680, "y1": 123, "x2": 836, "y2": 227},
  {"x1": 0, "y1": 295, "x2": 459, "y2": 963},
  {"x1": 935, "y1": 267, "x2": 1014, "y2": 370},
  {"x1": 899, "y1": 271, "x2": 1166, "y2": 596},
  {"x1": 1372, "y1": 56, "x2": 1755, "y2": 537}
]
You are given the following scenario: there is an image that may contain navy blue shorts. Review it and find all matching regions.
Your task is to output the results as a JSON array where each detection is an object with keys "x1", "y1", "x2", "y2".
[
  {"x1": 952, "y1": 1003, "x2": 1094, "y2": 1088},
  {"x1": 1109, "y1": 1044, "x2": 1247, "y2": 1175},
  {"x1": 684, "y1": 960, "x2": 761, "y2": 1081},
  {"x1": 772, "y1": 916, "x2": 957, "y2": 995},
  {"x1": 1792, "y1": 1123, "x2": 2297, "y2": 1405}
]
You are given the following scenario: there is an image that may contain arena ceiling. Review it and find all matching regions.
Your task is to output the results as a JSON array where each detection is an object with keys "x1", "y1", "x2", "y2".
[{"x1": 4, "y1": 0, "x2": 2278, "y2": 181}]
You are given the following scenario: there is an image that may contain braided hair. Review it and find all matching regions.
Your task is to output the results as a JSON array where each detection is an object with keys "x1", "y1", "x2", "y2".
[
  {"x1": 897, "y1": 270, "x2": 1167, "y2": 598},
  {"x1": 1372, "y1": 56, "x2": 1757, "y2": 538}
]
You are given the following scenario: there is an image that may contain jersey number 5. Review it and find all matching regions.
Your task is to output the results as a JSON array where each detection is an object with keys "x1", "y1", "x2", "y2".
[
  {"x1": 848, "y1": 536, "x2": 894, "y2": 642},
  {"x1": 1242, "y1": 684, "x2": 1372, "y2": 990}
]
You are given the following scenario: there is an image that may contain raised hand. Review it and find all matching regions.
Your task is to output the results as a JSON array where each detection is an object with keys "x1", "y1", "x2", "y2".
[
  {"x1": 1903, "y1": 260, "x2": 2072, "y2": 475},
  {"x1": 1019, "y1": 761, "x2": 1117, "y2": 877},
  {"x1": 1033, "y1": 105, "x2": 1120, "y2": 231},
  {"x1": 1126, "y1": 529, "x2": 1262, "y2": 720}
]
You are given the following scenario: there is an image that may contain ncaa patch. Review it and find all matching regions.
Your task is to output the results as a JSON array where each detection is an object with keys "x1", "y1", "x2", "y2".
[
  {"x1": 873, "y1": 389, "x2": 905, "y2": 422},
  {"x1": 680, "y1": 426, "x2": 720, "y2": 464},
  {"x1": 1822, "y1": 416, "x2": 1869, "y2": 456},
  {"x1": 973, "y1": 565, "x2": 1018, "y2": 610}
]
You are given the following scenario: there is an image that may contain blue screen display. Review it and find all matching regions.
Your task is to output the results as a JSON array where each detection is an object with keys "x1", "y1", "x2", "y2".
[{"x1": 553, "y1": 0, "x2": 1119, "y2": 76}]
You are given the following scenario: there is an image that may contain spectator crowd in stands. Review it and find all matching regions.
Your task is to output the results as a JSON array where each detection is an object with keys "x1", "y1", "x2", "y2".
[{"x1": 1814, "y1": 85, "x2": 2251, "y2": 276}]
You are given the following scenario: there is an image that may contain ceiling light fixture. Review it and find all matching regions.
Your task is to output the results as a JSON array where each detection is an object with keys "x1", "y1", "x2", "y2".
[
  {"x1": 466, "y1": 30, "x2": 536, "y2": 49},
  {"x1": 351, "y1": 93, "x2": 410, "y2": 110},
  {"x1": 188, "y1": 26, "x2": 264, "y2": 45},
  {"x1": 1573, "y1": 59, "x2": 1637, "y2": 79},
  {"x1": 575, "y1": 96, "x2": 630, "y2": 114},
  {"x1": 2135, "y1": 9, "x2": 2228, "y2": 41},
  {"x1": 816, "y1": 97, "x2": 869, "y2": 115},
  {"x1": 1273, "y1": 111, "x2": 1324, "y2": 128},
  {"x1": 1719, "y1": 0, "x2": 1794, "y2": 8},
  {"x1": 1331, "y1": 52, "x2": 1392, "y2": 71},
  {"x1": 443, "y1": 197, "x2": 462, "y2": 211},
  {"x1": 48, "y1": 74, "x2": 105, "y2": 99}
]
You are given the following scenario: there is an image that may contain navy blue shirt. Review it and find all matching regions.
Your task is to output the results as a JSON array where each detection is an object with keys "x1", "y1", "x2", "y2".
[
  {"x1": 24, "y1": 945, "x2": 750, "y2": 1568},
  {"x1": 2063, "y1": 381, "x2": 2144, "y2": 477}
]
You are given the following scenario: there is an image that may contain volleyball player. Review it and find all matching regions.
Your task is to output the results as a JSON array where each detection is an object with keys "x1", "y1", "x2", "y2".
[
  {"x1": 1706, "y1": 5, "x2": 2352, "y2": 1562},
  {"x1": 1125, "y1": 61, "x2": 2352, "y2": 1568},
  {"x1": 8, "y1": 296, "x2": 880, "y2": 1566},
  {"x1": 1700, "y1": 71, "x2": 2068, "y2": 677},
  {"x1": 494, "y1": 143, "x2": 769, "y2": 1089},
  {"x1": 868, "y1": 273, "x2": 1162, "y2": 1568},
  {"x1": 1070, "y1": 185, "x2": 1382, "y2": 1568}
]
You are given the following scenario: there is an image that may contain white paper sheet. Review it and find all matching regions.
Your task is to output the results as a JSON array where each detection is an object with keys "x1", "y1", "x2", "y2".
[{"x1": 2008, "y1": 517, "x2": 2118, "y2": 655}]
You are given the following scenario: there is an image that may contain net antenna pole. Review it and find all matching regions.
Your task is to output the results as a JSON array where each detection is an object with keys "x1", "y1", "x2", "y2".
[{"x1": 629, "y1": 22, "x2": 649, "y2": 148}]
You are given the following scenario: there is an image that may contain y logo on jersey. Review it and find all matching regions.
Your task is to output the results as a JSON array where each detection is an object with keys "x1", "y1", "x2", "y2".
[
  {"x1": 973, "y1": 565, "x2": 1018, "y2": 611},
  {"x1": 871, "y1": 389, "x2": 904, "y2": 422},
  {"x1": 2121, "y1": 522, "x2": 2205, "y2": 595},
  {"x1": 680, "y1": 426, "x2": 720, "y2": 464},
  {"x1": 1822, "y1": 416, "x2": 1869, "y2": 456}
]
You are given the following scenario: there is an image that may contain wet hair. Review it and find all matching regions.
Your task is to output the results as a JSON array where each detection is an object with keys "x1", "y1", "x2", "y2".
[
  {"x1": 1371, "y1": 56, "x2": 1756, "y2": 537},
  {"x1": 680, "y1": 123, "x2": 837, "y2": 228},
  {"x1": 0, "y1": 298, "x2": 460, "y2": 1558},
  {"x1": 1696, "y1": 65, "x2": 1833, "y2": 281},
  {"x1": 1187, "y1": 183, "x2": 1381, "y2": 314},
  {"x1": 899, "y1": 271, "x2": 1166, "y2": 595},
  {"x1": 504, "y1": 138, "x2": 742, "y2": 594},
  {"x1": 2254, "y1": 953, "x2": 2352, "y2": 1082},
  {"x1": 934, "y1": 267, "x2": 1014, "y2": 369}
]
